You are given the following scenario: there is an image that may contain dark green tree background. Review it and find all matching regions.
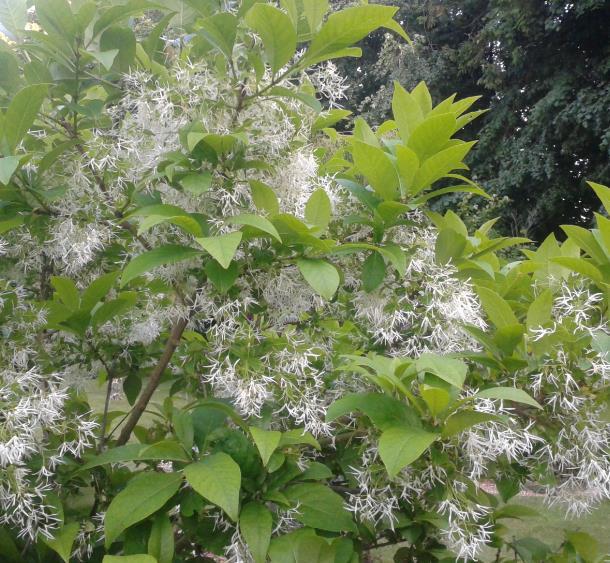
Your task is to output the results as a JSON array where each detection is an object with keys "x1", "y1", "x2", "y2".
[{"x1": 335, "y1": 0, "x2": 610, "y2": 240}]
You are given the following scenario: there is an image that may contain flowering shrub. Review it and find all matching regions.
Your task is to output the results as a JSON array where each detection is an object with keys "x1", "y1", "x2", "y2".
[{"x1": 0, "y1": 1, "x2": 609, "y2": 562}]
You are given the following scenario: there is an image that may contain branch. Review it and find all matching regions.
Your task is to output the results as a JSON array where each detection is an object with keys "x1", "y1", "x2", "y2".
[
  {"x1": 115, "y1": 317, "x2": 189, "y2": 445},
  {"x1": 99, "y1": 374, "x2": 114, "y2": 451}
]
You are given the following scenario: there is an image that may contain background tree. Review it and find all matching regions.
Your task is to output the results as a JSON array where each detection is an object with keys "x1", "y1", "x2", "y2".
[{"x1": 335, "y1": 0, "x2": 610, "y2": 240}]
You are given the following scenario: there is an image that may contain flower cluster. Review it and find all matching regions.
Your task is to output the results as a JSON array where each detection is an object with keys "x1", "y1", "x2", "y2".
[
  {"x1": 0, "y1": 365, "x2": 97, "y2": 540},
  {"x1": 352, "y1": 216, "x2": 486, "y2": 356},
  {"x1": 528, "y1": 277, "x2": 610, "y2": 517}
]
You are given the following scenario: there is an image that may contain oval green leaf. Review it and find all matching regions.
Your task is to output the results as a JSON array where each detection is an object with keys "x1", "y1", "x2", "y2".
[
  {"x1": 121, "y1": 245, "x2": 203, "y2": 287},
  {"x1": 378, "y1": 426, "x2": 438, "y2": 477},
  {"x1": 296, "y1": 258, "x2": 340, "y2": 300},
  {"x1": 105, "y1": 471, "x2": 183, "y2": 547},
  {"x1": 184, "y1": 453, "x2": 241, "y2": 521},
  {"x1": 195, "y1": 231, "x2": 242, "y2": 269},
  {"x1": 239, "y1": 502, "x2": 273, "y2": 563}
]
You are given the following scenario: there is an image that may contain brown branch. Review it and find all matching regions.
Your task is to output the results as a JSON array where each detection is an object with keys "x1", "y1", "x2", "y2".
[
  {"x1": 99, "y1": 374, "x2": 114, "y2": 451},
  {"x1": 115, "y1": 317, "x2": 189, "y2": 445}
]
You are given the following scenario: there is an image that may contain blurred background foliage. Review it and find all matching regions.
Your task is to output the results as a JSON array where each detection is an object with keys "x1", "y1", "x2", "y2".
[{"x1": 333, "y1": 0, "x2": 610, "y2": 241}]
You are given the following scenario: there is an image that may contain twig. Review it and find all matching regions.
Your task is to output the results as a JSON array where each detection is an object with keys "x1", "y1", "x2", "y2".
[
  {"x1": 115, "y1": 317, "x2": 189, "y2": 445},
  {"x1": 99, "y1": 374, "x2": 114, "y2": 451}
]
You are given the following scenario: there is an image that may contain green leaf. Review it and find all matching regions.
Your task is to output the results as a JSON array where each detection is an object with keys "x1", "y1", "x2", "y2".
[
  {"x1": 123, "y1": 374, "x2": 141, "y2": 405},
  {"x1": 378, "y1": 426, "x2": 437, "y2": 477},
  {"x1": 284, "y1": 484, "x2": 357, "y2": 533},
  {"x1": 566, "y1": 531, "x2": 600, "y2": 561},
  {"x1": 4, "y1": 84, "x2": 48, "y2": 154},
  {"x1": 138, "y1": 441, "x2": 191, "y2": 463},
  {"x1": 37, "y1": 139, "x2": 78, "y2": 173},
  {"x1": 475, "y1": 387, "x2": 542, "y2": 409},
  {"x1": 250, "y1": 427, "x2": 282, "y2": 466},
  {"x1": 412, "y1": 184, "x2": 489, "y2": 205},
  {"x1": 375, "y1": 201, "x2": 409, "y2": 225},
  {"x1": 227, "y1": 214, "x2": 282, "y2": 242},
  {"x1": 0, "y1": 51, "x2": 20, "y2": 96},
  {"x1": 44, "y1": 523, "x2": 80, "y2": 563},
  {"x1": 442, "y1": 410, "x2": 505, "y2": 438},
  {"x1": 312, "y1": 109, "x2": 352, "y2": 132},
  {"x1": 296, "y1": 258, "x2": 340, "y2": 300},
  {"x1": 305, "y1": 188, "x2": 332, "y2": 231},
  {"x1": 383, "y1": 17, "x2": 411, "y2": 43},
  {"x1": 93, "y1": 0, "x2": 155, "y2": 37},
  {"x1": 300, "y1": 462, "x2": 333, "y2": 481},
  {"x1": 0, "y1": 0, "x2": 26, "y2": 37},
  {"x1": 50, "y1": 276, "x2": 80, "y2": 311},
  {"x1": 353, "y1": 117, "x2": 379, "y2": 146},
  {"x1": 396, "y1": 145, "x2": 420, "y2": 194},
  {"x1": 408, "y1": 113, "x2": 456, "y2": 160},
  {"x1": 199, "y1": 12, "x2": 237, "y2": 59},
  {"x1": 588, "y1": 181, "x2": 610, "y2": 215},
  {"x1": 268, "y1": 528, "x2": 334, "y2": 563},
  {"x1": 596, "y1": 212, "x2": 610, "y2": 252},
  {"x1": 326, "y1": 392, "x2": 420, "y2": 431},
  {"x1": 246, "y1": 4, "x2": 297, "y2": 74},
  {"x1": 0, "y1": 156, "x2": 19, "y2": 185},
  {"x1": 0, "y1": 215, "x2": 24, "y2": 235},
  {"x1": 89, "y1": 49, "x2": 119, "y2": 70},
  {"x1": 377, "y1": 243, "x2": 406, "y2": 275},
  {"x1": 103, "y1": 556, "x2": 158, "y2": 563},
  {"x1": 184, "y1": 453, "x2": 241, "y2": 521},
  {"x1": 415, "y1": 354, "x2": 467, "y2": 389},
  {"x1": 121, "y1": 245, "x2": 202, "y2": 287},
  {"x1": 148, "y1": 513, "x2": 174, "y2": 563},
  {"x1": 301, "y1": 0, "x2": 329, "y2": 36},
  {"x1": 551, "y1": 256, "x2": 603, "y2": 283},
  {"x1": 34, "y1": 0, "x2": 76, "y2": 38},
  {"x1": 476, "y1": 286, "x2": 519, "y2": 329},
  {"x1": 496, "y1": 476, "x2": 521, "y2": 503},
  {"x1": 435, "y1": 228, "x2": 467, "y2": 265},
  {"x1": 352, "y1": 141, "x2": 399, "y2": 201},
  {"x1": 91, "y1": 292, "x2": 137, "y2": 328},
  {"x1": 181, "y1": 172, "x2": 212, "y2": 194},
  {"x1": 195, "y1": 133, "x2": 239, "y2": 155},
  {"x1": 526, "y1": 289, "x2": 553, "y2": 330},
  {"x1": 392, "y1": 82, "x2": 424, "y2": 143},
  {"x1": 250, "y1": 180, "x2": 280, "y2": 215},
  {"x1": 129, "y1": 204, "x2": 204, "y2": 237},
  {"x1": 561, "y1": 224, "x2": 607, "y2": 264},
  {"x1": 23, "y1": 58, "x2": 52, "y2": 86},
  {"x1": 0, "y1": 526, "x2": 20, "y2": 562},
  {"x1": 512, "y1": 538, "x2": 552, "y2": 563},
  {"x1": 105, "y1": 472, "x2": 182, "y2": 547},
  {"x1": 411, "y1": 142, "x2": 476, "y2": 193},
  {"x1": 420, "y1": 386, "x2": 451, "y2": 416},
  {"x1": 278, "y1": 429, "x2": 321, "y2": 450},
  {"x1": 81, "y1": 271, "x2": 120, "y2": 312},
  {"x1": 195, "y1": 232, "x2": 242, "y2": 269},
  {"x1": 240, "y1": 502, "x2": 273, "y2": 563},
  {"x1": 205, "y1": 260, "x2": 239, "y2": 294},
  {"x1": 192, "y1": 406, "x2": 227, "y2": 448},
  {"x1": 411, "y1": 81, "x2": 433, "y2": 115},
  {"x1": 304, "y1": 5, "x2": 398, "y2": 65},
  {"x1": 361, "y1": 251, "x2": 386, "y2": 292}
]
